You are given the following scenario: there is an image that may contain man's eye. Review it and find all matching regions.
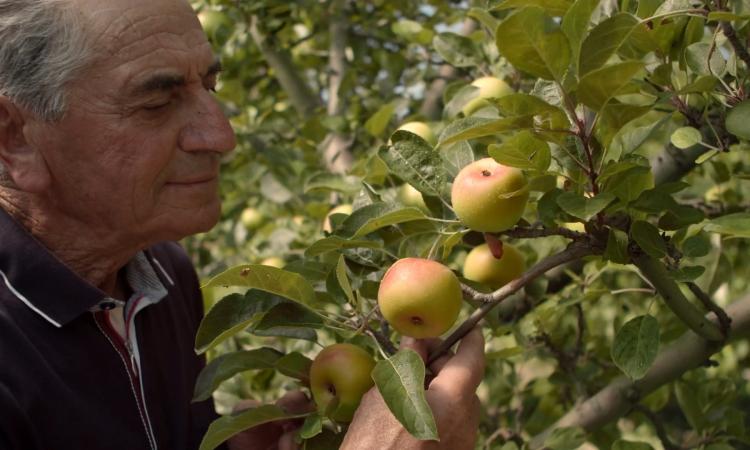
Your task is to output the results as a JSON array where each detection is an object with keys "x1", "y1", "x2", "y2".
[{"x1": 143, "y1": 101, "x2": 170, "y2": 111}]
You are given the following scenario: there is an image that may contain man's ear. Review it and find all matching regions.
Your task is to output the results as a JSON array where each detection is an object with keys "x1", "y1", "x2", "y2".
[{"x1": 0, "y1": 97, "x2": 50, "y2": 193}]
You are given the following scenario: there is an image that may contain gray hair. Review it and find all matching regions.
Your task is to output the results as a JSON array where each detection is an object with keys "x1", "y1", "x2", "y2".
[{"x1": 0, "y1": 0, "x2": 92, "y2": 122}]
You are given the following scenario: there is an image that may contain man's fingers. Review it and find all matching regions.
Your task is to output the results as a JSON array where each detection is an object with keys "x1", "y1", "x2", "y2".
[
  {"x1": 429, "y1": 327, "x2": 485, "y2": 396},
  {"x1": 232, "y1": 399, "x2": 261, "y2": 413},
  {"x1": 278, "y1": 430, "x2": 299, "y2": 450},
  {"x1": 400, "y1": 336, "x2": 443, "y2": 362},
  {"x1": 275, "y1": 390, "x2": 315, "y2": 415}
]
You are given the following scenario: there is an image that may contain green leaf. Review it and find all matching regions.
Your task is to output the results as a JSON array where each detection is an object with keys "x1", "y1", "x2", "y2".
[
  {"x1": 670, "y1": 126, "x2": 702, "y2": 149},
  {"x1": 492, "y1": 0, "x2": 574, "y2": 16},
  {"x1": 364, "y1": 101, "x2": 398, "y2": 137},
  {"x1": 630, "y1": 220, "x2": 667, "y2": 258},
  {"x1": 372, "y1": 349, "x2": 438, "y2": 440},
  {"x1": 682, "y1": 232, "x2": 711, "y2": 258},
  {"x1": 707, "y1": 11, "x2": 750, "y2": 21},
  {"x1": 335, "y1": 203, "x2": 427, "y2": 239},
  {"x1": 195, "y1": 291, "x2": 285, "y2": 353},
  {"x1": 305, "y1": 236, "x2": 383, "y2": 257},
  {"x1": 612, "y1": 440, "x2": 655, "y2": 450},
  {"x1": 685, "y1": 42, "x2": 726, "y2": 76},
  {"x1": 543, "y1": 426, "x2": 586, "y2": 450},
  {"x1": 611, "y1": 314, "x2": 660, "y2": 380},
  {"x1": 577, "y1": 61, "x2": 645, "y2": 111},
  {"x1": 561, "y1": 0, "x2": 598, "y2": 70},
  {"x1": 492, "y1": 93, "x2": 569, "y2": 129},
  {"x1": 675, "y1": 380, "x2": 707, "y2": 431},
  {"x1": 380, "y1": 131, "x2": 449, "y2": 196},
  {"x1": 433, "y1": 32, "x2": 480, "y2": 68},
  {"x1": 607, "y1": 115, "x2": 671, "y2": 162},
  {"x1": 253, "y1": 302, "x2": 323, "y2": 333},
  {"x1": 495, "y1": 7, "x2": 571, "y2": 81},
  {"x1": 335, "y1": 254, "x2": 355, "y2": 304},
  {"x1": 658, "y1": 205, "x2": 705, "y2": 230},
  {"x1": 704, "y1": 212, "x2": 750, "y2": 238},
  {"x1": 556, "y1": 192, "x2": 615, "y2": 221},
  {"x1": 202, "y1": 265, "x2": 318, "y2": 309},
  {"x1": 468, "y1": 8, "x2": 499, "y2": 35},
  {"x1": 669, "y1": 265, "x2": 706, "y2": 281},
  {"x1": 199, "y1": 405, "x2": 310, "y2": 450},
  {"x1": 392, "y1": 20, "x2": 433, "y2": 45},
  {"x1": 725, "y1": 100, "x2": 750, "y2": 140},
  {"x1": 602, "y1": 165, "x2": 654, "y2": 203},
  {"x1": 438, "y1": 116, "x2": 532, "y2": 146},
  {"x1": 304, "y1": 173, "x2": 362, "y2": 194},
  {"x1": 604, "y1": 228, "x2": 630, "y2": 264},
  {"x1": 440, "y1": 141, "x2": 474, "y2": 177},
  {"x1": 193, "y1": 348, "x2": 283, "y2": 402},
  {"x1": 275, "y1": 352, "x2": 313, "y2": 382},
  {"x1": 488, "y1": 130, "x2": 551, "y2": 171},
  {"x1": 299, "y1": 413, "x2": 323, "y2": 439},
  {"x1": 579, "y1": 13, "x2": 639, "y2": 75}
]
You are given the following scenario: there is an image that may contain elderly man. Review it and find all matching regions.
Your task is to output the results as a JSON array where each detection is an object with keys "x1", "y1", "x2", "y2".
[{"x1": 0, "y1": 0, "x2": 485, "y2": 449}]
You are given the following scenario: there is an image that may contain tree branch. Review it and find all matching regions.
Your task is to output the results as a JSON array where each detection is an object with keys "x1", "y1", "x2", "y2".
[
  {"x1": 720, "y1": 21, "x2": 750, "y2": 69},
  {"x1": 428, "y1": 241, "x2": 600, "y2": 363},
  {"x1": 248, "y1": 16, "x2": 321, "y2": 118},
  {"x1": 320, "y1": 0, "x2": 354, "y2": 174},
  {"x1": 630, "y1": 252, "x2": 724, "y2": 342},
  {"x1": 529, "y1": 294, "x2": 750, "y2": 449}
]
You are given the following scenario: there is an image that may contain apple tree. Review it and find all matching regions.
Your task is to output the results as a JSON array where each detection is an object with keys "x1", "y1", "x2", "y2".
[{"x1": 184, "y1": 0, "x2": 750, "y2": 449}]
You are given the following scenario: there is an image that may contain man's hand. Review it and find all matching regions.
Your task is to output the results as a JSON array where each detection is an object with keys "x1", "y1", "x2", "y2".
[
  {"x1": 340, "y1": 327, "x2": 486, "y2": 450},
  {"x1": 227, "y1": 390, "x2": 314, "y2": 450}
]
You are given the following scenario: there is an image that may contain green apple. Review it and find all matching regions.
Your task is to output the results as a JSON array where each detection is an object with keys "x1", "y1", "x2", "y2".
[
  {"x1": 395, "y1": 121, "x2": 437, "y2": 147},
  {"x1": 323, "y1": 204, "x2": 353, "y2": 233},
  {"x1": 378, "y1": 258, "x2": 463, "y2": 338},
  {"x1": 197, "y1": 9, "x2": 231, "y2": 41},
  {"x1": 240, "y1": 207, "x2": 263, "y2": 230},
  {"x1": 398, "y1": 184, "x2": 427, "y2": 211},
  {"x1": 260, "y1": 256, "x2": 285, "y2": 268},
  {"x1": 463, "y1": 243, "x2": 525, "y2": 289},
  {"x1": 309, "y1": 343, "x2": 376, "y2": 422},
  {"x1": 462, "y1": 76, "x2": 513, "y2": 117},
  {"x1": 451, "y1": 158, "x2": 529, "y2": 232}
]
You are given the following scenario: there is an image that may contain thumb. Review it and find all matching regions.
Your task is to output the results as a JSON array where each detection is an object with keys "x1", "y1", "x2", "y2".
[{"x1": 399, "y1": 336, "x2": 428, "y2": 361}]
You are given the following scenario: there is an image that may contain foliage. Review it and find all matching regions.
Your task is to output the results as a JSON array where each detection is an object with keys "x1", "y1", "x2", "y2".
[{"x1": 184, "y1": 0, "x2": 750, "y2": 449}]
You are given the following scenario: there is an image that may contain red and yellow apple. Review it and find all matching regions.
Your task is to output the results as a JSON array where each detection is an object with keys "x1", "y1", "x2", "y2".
[
  {"x1": 463, "y1": 243, "x2": 525, "y2": 289},
  {"x1": 259, "y1": 256, "x2": 285, "y2": 268},
  {"x1": 309, "y1": 343, "x2": 376, "y2": 422},
  {"x1": 451, "y1": 158, "x2": 529, "y2": 232},
  {"x1": 462, "y1": 76, "x2": 513, "y2": 116},
  {"x1": 394, "y1": 121, "x2": 437, "y2": 147},
  {"x1": 377, "y1": 258, "x2": 463, "y2": 338}
]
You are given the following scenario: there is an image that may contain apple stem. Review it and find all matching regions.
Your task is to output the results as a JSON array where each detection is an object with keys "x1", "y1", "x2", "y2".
[
  {"x1": 428, "y1": 241, "x2": 599, "y2": 364},
  {"x1": 483, "y1": 233, "x2": 504, "y2": 259}
]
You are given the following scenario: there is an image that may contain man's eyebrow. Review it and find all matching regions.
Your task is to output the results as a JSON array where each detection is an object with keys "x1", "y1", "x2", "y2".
[{"x1": 130, "y1": 59, "x2": 222, "y2": 97}]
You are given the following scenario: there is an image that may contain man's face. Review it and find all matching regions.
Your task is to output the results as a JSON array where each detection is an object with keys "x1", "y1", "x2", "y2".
[{"x1": 24, "y1": 0, "x2": 236, "y2": 244}]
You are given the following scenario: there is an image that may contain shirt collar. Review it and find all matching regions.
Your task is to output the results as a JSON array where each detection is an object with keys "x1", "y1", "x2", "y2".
[{"x1": 0, "y1": 207, "x2": 168, "y2": 327}]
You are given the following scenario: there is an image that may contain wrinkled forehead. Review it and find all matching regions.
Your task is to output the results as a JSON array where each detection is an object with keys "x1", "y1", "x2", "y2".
[{"x1": 72, "y1": 0, "x2": 208, "y2": 65}]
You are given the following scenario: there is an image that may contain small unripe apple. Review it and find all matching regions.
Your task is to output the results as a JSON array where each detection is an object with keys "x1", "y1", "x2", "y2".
[
  {"x1": 378, "y1": 258, "x2": 463, "y2": 339},
  {"x1": 398, "y1": 184, "x2": 427, "y2": 211},
  {"x1": 323, "y1": 204, "x2": 353, "y2": 233},
  {"x1": 395, "y1": 121, "x2": 437, "y2": 147},
  {"x1": 463, "y1": 243, "x2": 525, "y2": 289},
  {"x1": 240, "y1": 207, "x2": 263, "y2": 230},
  {"x1": 309, "y1": 343, "x2": 376, "y2": 422},
  {"x1": 462, "y1": 76, "x2": 513, "y2": 116},
  {"x1": 451, "y1": 158, "x2": 529, "y2": 232},
  {"x1": 260, "y1": 256, "x2": 285, "y2": 268}
]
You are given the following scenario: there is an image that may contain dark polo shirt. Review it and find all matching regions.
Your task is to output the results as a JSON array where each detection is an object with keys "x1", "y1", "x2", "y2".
[{"x1": 0, "y1": 207, "x2": 224, "y2": 450}]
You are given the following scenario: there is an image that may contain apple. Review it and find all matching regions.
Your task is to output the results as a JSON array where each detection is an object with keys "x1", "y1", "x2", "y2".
[
  {"x1": 240, "y1": 207, "x2": 263, "y2": 230},
  {"x1": 462, "y1": 76, "x2": 513, "y2": 117},
  {"x1": 451, "y1": 158, "x2": 529, "y2": 232},
  {"x1": 260, "y1": 256, "x2": 285, "y2": 268},
  {"x1": 197, "y1": 9, "x2": 231, "y2": 41},
  {"x1": 309, "y1": 343, "x2": 376, "y2": 422},
  {"x1": 398, "y1": 183, "x2": 427, "y2": 211},
  {"x1": 322, "y1": 204, "x2": 353, "y2": 233},
  {"x1": 394, "y1": 121, "x2": 437, "y2": 147},
  {"x1": 463, "y1": 243, "x2": 525, "y2": 289},
  {"x1": 378, "y1": 258, "x2": 463, "y2": 338}
]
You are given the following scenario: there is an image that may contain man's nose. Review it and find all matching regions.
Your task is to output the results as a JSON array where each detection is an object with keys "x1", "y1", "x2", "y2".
[{"x1": 178, "y1": 89, "x2": 237, "y2": 154}]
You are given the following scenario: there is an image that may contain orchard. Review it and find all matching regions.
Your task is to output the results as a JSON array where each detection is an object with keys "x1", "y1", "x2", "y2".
[{"x1": 186, "y1": 1, "x2": 750, "y2": 449}]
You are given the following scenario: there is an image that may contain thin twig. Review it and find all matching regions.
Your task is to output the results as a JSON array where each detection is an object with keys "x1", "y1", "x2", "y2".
[
  {"x1": 720, "y1": 21, "x2": 750, "y2": 69},
  {"x1": 686, "y1": 282, "x2": 732, "y2": 339},
  {"x1": 631, "y1": 405, "x2": 681, "y2": 450}
]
